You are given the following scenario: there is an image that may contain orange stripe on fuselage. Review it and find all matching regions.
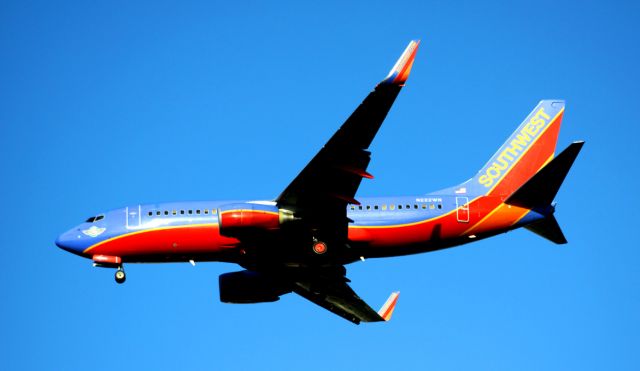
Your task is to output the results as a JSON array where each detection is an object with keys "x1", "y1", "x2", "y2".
[{"x1": 463, "y1": 203, "x2": 530, "y2": 236}]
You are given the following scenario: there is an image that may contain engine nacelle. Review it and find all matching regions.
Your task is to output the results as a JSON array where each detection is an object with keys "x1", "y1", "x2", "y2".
[
  {"x1": 218, "y1": 202, "x2": 295, "y2": 237},
  {"x1": 219, "y1": 270, "x2": 291, "y2": 303}
]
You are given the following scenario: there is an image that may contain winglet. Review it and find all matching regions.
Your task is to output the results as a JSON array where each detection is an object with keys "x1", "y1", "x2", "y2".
[
  {"x1": 377, "y1": 291, "x2": 400, "y2": 321},
  {"x1": 381, "y1": 40, "x2": 420, "y2": 86}
]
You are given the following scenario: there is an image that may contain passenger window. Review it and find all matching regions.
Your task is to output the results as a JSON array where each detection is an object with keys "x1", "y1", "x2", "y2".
[
  {"x1": 438, "y1": 204, "x2": 442, "y2": 209},
  {"x1": 430, "y1": 204, "x2": 435, "y2": 209},
  {"x1": 374, "y1": 205, "x2": 379, "y2": 210},
  {"x1": 204, "y1": 209, "x2": 209, "y2": 214},
  {"x1": 172, "y1": 210, "x2": 177, "y2": 215},
  {"x1": 398, "y1": 205, "x2": 402, "y2": 210},
  {"x1": 156, "y1": 211, "x2": 161, "y2": 216},
  {"x1": 366, "y1": 205, "x2": 371, "y2": 210},
  {"x1": 382, "y1": 204, "x2": 387, "y2": 210},
  {"x1": 148, "y1": 211, "x2": 152, "y2": 216},
  {"x1": 180, "y1": 210, "x2": 185, "y2": 215},
  {"x1": 164, "y1": 210, "x2": 169, "y2": 216},
  {"x1": 196, "y1": 210, "x2": 201, "y2": 214},
  {"x1": 350, "y1": 206, "x2": 355, "y2": 211},
  {"x1": 414, "y1": 204, "x2": 418, "y2": 209},
  {"x1": 212, "y1": 209, "x2": 218, "y2": 215},
  {"x1": 422, "y1": 204, "x2": 426, "y2": 209},
  {"x1": 188, "y1": 210, "x2": 193, "y2": 215},
  {"x1": 406, "y1": 204, "x2": 410, "y2": 210},
  {"x1": 390, "y1": 205, "x2": 395, "y2": 210}
]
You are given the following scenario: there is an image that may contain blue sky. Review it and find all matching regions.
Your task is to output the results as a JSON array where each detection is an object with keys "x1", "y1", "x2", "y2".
[{"x1": 1, "y1": 1, "x2": 639, "y2": 370}]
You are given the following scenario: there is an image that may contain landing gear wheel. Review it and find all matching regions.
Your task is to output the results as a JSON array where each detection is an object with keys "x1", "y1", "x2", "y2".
[
  {"x1": 115, "y1": 268, "x2": 126, "y2": 284},
  {"x1": 312, "y1": 241, "x2": 328, "y2": 255}
]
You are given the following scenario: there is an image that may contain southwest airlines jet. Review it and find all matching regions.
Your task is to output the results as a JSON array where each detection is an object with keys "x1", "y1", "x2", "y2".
[{"x1": 56, "y1": 41, "x2": 584, "y2": 324}]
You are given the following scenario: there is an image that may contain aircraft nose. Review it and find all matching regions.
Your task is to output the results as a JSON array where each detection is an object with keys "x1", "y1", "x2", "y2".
[{"x1": 55, "y1": 230, "x2": 86, "y2": 255}]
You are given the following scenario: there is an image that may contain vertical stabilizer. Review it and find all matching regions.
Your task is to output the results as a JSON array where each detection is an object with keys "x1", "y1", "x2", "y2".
[{"x1": 462, "y1": 100, "x2": 566, "y2": 196}]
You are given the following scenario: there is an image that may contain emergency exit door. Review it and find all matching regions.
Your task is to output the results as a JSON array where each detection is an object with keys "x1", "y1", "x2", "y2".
[
  {"x1": 456, "y1": 197, "x2": 469, "y2": 223},
  {"x1": 125, "y1": 205, "x2": 142, "y2": 229}
]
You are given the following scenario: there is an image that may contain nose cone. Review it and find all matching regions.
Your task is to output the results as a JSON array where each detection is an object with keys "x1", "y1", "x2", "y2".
[{"x1": 55, "y1": 229, "x2": 87, "y2": 256}]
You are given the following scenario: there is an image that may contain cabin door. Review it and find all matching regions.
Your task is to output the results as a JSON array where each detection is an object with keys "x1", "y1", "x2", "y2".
[
  {"x1": 456, "y1": 197, "x2": 470, "y2": 223},
  {"x1": 125, "y1": 205, "x2": 142, "y2": 229}
]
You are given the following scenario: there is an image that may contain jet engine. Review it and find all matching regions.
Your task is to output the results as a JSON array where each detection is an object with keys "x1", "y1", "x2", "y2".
[
  {"x1": 219, "y1": 270, "x2": 291, "y2": 303},
  {"x1": 218, "y1": 202, "x2": 295, "y2": 237}
]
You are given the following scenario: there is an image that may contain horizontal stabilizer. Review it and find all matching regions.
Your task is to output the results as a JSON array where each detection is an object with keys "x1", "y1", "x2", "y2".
[
  {"x1": 524, "y1": 214, "x2": 567, "y2": 244},
  {"x1": 506, "y1": 141, "x2": 584, "y2": 209}
]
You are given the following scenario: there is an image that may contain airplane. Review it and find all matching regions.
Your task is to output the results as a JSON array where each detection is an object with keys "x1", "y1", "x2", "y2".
[{"x1": 56, "y1": 40, "x2": 584, "y2": 324}]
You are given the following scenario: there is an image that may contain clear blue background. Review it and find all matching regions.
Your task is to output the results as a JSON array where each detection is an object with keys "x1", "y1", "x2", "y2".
[{"x1": 1, "y1": 1, "x2": 638, "y2": 370}]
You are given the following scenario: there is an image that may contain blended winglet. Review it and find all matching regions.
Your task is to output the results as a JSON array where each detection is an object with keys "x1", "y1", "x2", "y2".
[
  {"x1": 381, "y1": 40, "x2": 420, "y2": 86},
  {"x1": 377, "y1": 291, "x2": 400, "y2": 321}
]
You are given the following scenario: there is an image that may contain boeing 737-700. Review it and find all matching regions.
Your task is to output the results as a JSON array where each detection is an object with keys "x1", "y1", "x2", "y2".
[{"x1": 56, "y1": 40, "x2": 584, "y2": 324}]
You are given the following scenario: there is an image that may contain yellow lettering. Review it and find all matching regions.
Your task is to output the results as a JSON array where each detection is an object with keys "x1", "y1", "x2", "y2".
[
  {"x1": 479, "y1": 175, "x2": 492, "y2": 187},
  {"x1": 493, "y1": 158, "x2": 509, "y2": 170},
  {"x1": 487, "y1": 166, "x2": 501, "y2": 178},
  {"x1": 499, "y1": 149, "x2": 514, "y2": 162},
  {"x1": 514, "y1": 132, "x2": 531, "y2": 145},
  {"x1": 524, "y1": 123, "x2": 537, "y2": 136},
  {"x1": 537, "y1": 107, "x2": 550, "y2": 120},
  {"x1": 503, "y1": 146, "x2": 518, "y2": 157},
  {"x1": 477, "y1": 106, "x2": 556, "y2": 188},
  {"x1": 530, "y1": 117, "x2": 545, "y2": 127},
  {"x1": 510, "y1": 138, "x2": 525, "y2": 151}
]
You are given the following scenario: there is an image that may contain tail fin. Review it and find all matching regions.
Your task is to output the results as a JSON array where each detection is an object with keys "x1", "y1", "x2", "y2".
[{"x1": 465, "y1": 100, "x2": 566, "y2": 197}]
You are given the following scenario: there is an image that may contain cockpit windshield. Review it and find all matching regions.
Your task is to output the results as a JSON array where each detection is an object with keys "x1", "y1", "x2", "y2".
[{"x1": 85, "y1": 215, "x2": 105, "y2": 223}]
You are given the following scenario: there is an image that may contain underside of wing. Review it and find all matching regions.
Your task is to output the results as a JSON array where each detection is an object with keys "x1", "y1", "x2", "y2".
[
  {"x1": 275, "y1": 40, "x2": 420, "y2": 241},
  {"x1": 218, "y1": 267, "x2": 399, "y2": 325},
  {"x1": 291, "y1": 268, "x2": 400, "y2": 325}
]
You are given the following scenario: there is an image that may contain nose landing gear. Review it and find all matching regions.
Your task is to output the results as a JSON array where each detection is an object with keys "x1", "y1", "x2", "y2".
[
  {"x1": 92, "y1": 255, "x2": 126, "y2": 284},
  {"x1": 115, "y1": 266, "x2": 126, "y2": 284}
]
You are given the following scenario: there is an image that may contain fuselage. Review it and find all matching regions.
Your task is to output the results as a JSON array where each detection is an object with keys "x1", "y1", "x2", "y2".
[{"x1": 55, "y1": 191, "x2": 547, "y2": 266}]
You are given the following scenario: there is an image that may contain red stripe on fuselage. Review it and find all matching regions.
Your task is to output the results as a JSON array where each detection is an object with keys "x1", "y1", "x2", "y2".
[{"x1": 83, "y1": 224, "x2": 239, "y2": 260}]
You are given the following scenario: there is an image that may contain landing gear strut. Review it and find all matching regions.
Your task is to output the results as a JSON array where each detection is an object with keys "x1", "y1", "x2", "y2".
[{"x1": 115, "y1": 266, "x2": 126, "y2": 284}]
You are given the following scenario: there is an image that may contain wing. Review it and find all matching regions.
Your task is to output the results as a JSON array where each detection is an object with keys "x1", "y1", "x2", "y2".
[
  {"x1": 291, "y1": 268, "x2": 400, "y2": 324},
  {"x1": 275, "y1": 40, "x2": 420, "y2": 240}
]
